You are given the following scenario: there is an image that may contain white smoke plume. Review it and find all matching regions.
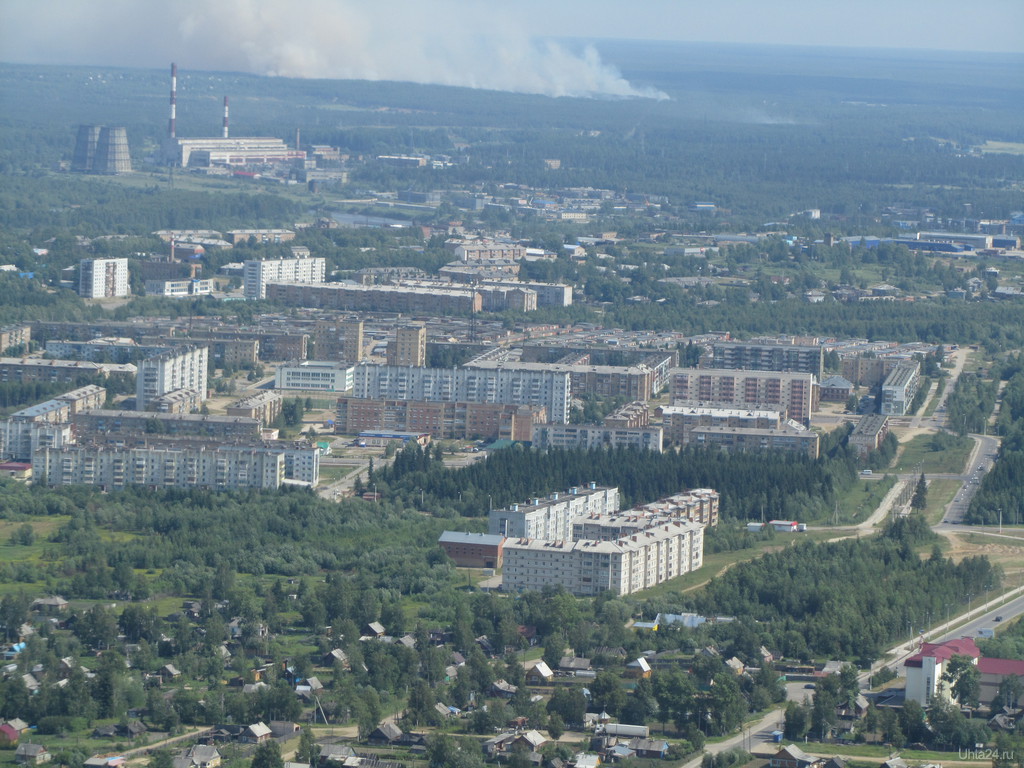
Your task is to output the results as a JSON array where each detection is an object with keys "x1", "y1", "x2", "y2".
[{"x1": 1, "y1": 0, "x2": 667, "y2": 99}]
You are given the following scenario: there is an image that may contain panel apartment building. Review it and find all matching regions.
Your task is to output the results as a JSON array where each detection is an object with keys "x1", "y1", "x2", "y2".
[
  {"x1": 710, "y1": 341, "x2": 824, "y2": 379},
  {"x1": 669, "y1": 368, "x2": 818, "y2": 424},
  {"x1": 265, "y1": 282, "x2": 482, "y2": 315},
  {"x1": 487, "y1": 484, "x2": 621, "y2": 540},
  {"x1": 336, "y1": 398, "x2": 542, "y2": 441},
  {"x1": 35, "y1": 443, "x2": 285, "y2": 490},
  {"x1": 79, "y1": 258, "x2": 130, "y2": 299},
  {"x1": 880, "y1": 361, "x2": 922, "y2": 416},
  {"x1": 353, "y1": 364, "x2": 571, "y2": 424},
  {"x1": 136, "y1": 345, "x2": 209, "y2": 411},
  {"x1": 502, "y1": 520, "x2": 704, "y2": 597},
  {"x1": 243, "y1": 254, "x2": 326, "y2": 299}
]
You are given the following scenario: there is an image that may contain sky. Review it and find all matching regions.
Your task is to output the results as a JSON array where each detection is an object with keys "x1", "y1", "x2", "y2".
[{"x1": 1, "y1": 0, "x2": 1021, "y2": 99}]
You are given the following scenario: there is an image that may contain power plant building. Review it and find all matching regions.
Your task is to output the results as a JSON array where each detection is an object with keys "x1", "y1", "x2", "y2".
[{"x1": 72, "y1": 125, "x2": 131, "y2": 174}]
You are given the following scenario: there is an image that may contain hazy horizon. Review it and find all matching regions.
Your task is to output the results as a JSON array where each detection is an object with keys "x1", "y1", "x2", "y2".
[{"x1": 2, "y1": 0, "x2": 1021, "y2": 99}]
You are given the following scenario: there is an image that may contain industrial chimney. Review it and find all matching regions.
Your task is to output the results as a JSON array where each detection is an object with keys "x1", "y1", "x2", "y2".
[
  {"x1": 223, "y1": 96, "x2": 229, "y2": 138},
  {"x1": 169, "y1": 62, "x2": 177, "y2": 139}
]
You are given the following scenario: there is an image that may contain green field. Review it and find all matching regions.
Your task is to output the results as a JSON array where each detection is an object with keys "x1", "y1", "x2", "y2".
[{"x1": 894, "y1": 433, "x2": 974, "y2": 475}]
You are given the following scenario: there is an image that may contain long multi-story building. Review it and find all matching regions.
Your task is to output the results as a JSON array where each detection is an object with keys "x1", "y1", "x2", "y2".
[
  {"x1": 661, "y1": 404, "x2": 783, "y2": 445},
  {"x1": 79, "y1": 258, "x2": 130, "y2": 299},
  {"x1": 710, "y1": 341, "x2": 824, "y2": 379},
  {"x1": 35, "y1": 443, "x2": 286, "y2": 490},
  {"x1": 136, "y1": 345, "x2": 208, "y2": 411},
  {"x1": 530, "y1": 422, "x2": 663, "y2": 452},
  {"x1": 669, "y1": 368, "x2": 818, "y2": 424},
  {"x1": 336, "y1": 398, "x2": 542, "y2": 441},
  {"x1": 353, "y1": 364, "x2": 571, "y2": 424},
  {"x1": 0, "y1": 386, "x2": 106, "y2": 461},
  {"x1": 74, "y1": 410, "x2": 261, "y2": 443},
  {"x1": 276, "y1": 360, "x2": 353, "y2": 392},
  {"x1": 466, "y1": 359, "x2": 656, "y2": 401},
  {"x1": 0, "y1": 358, "x2": 135, "y2": 385},
  {"x1": 488, "y1": 484, "x2": 621, "y2": 540},
  {"x1": 689, "y1": 424, "x2": 820, "y2": 459},
  {"x1": 265, "y1": 282, "x2": 482, "y2": 315},
  {"x1": 880, "y1": 361, "x2": 922, "y2": 416},
  {"x1": 572, "y1": 490, "x2": 720, "y2": 539},
  {"x1": 502, "y1": 520, "x2": 704, "y2": 597},
  {"x1": 243, "y1": 254, "x2": 325, "y2": 299}
]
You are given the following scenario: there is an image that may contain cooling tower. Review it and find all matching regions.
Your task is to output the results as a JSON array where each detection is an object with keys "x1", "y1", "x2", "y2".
[
  {"x1": 93, "y1": 126, "x2": 132, "y2": 174},
  {"x1": 71, "y1": 125, "x2": 101, "y2": 172}
]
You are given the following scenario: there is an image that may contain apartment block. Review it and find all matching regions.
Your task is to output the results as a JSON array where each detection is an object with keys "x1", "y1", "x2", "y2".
[
  {"x1": 573, "y1": 490, "x2": 720, "y2": 539},
  {"x1": 79, "y1": 258, "x2": 130, "y2": 299},
  {"x1": 880, "y1": 361, "x2": 921, "y2": 416},
  {"x1": 669, "y1": 368, "x2": 818, "y2": 424},
  {"x1": 466, "y1": 359, "x2": 655, "y2": 401},
  {"x1": 689, "y1": 424, "x2": 820, "y2": 459},
  {"x1": 502, "y1": 520, "x2": 704, "y2": 597},
  {"x1": 711, "y1": 341, "x2": 824, "y2": 379},
  {"x1": 849, "y1": 413, "x2": 890, "y2": 458},
  {"x1": 35, "y1": 443, "x2": 286, "y2": 490},
  {"x1": 0, "y1": 358, "x2": 136, "y2": 385},
  {"x1": 226, "y1": 391, "x2": 283, "y2": 425},
  {"x1": 530, "y1": 423, "x2": 664, "y2": 452},
  {"x1": 661, "y1": 404, "x2": 783, "y2": 445},
  {"x1": 243, "y1": 254, "x2": 325, "y2": 299},
  {"x1": 353, "y1": 364, "x2": 571, "y2": 424},
  {"x1": 276, "y1": 360, "x2": 353, "y2": 392},
  {"x1": 0, "y1": 325, "x2": 31, "y2": 354},
  {"x1": 136, "y1": 345, "x2": 208, "y2": 411},
  {"x1": 265, "y1": 282, "x2": 482, "y2": 315},
  {"x1": 387, "y1": 324, "x2": 427, "y2": 367},
  {"x1": 488, "y1": 484, "x2": 621, "y2": 540},
  {"x1": 336, "y1": 398, "x2": 543, "y2": 441},
  {"x1": 0, "y1": 385, "x2": 107, "y2": 460},
  {"x1": 74, "y1": 410, "x2": 261, "y2": 443}
]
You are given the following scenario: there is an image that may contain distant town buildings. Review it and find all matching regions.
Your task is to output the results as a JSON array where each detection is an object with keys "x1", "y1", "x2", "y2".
[
  {"x1": 275, "y1": 360, "x2": 353, "y2": 392},
  {"x1": 710, "y1": 340, "x2": 824, "y2": 379}
]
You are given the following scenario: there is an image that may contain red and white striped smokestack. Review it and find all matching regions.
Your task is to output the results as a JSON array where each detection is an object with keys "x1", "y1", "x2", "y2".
[
  {"x1": 169, "y1": 62, "x2": 177, "y2": 139},
  {"x1": 223, "y1": 96, "x2": 229, "y2": 138}
]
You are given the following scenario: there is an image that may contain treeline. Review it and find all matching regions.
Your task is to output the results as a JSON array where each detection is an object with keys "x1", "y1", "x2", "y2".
[
  {"x1": 660, "y1": 516, "x2": 1000, "y2": 664},
  {"x1": 965, "y1": 361, "x2": 1024, "y2": 524},
  {"x1": 379, "y1": 440, "x2": 860, "y2": 522},
  {"x1": 0, "y1": 482, "x2": 455, "y2": 602}
]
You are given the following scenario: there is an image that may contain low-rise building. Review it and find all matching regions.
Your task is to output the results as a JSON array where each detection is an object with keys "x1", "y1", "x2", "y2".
[
  {"x1": 437, "y1": 531, "x2": 505, "y2": 569},
  {"x1": 849, "y1": 413, "x2": 890, "y2": 458},
  {"x1": 226, "y1": 391, "x2": 283, "y2": 425}
]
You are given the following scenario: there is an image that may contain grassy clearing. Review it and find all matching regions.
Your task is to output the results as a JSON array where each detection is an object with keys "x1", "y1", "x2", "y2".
[
  {"x1": 893, "y1": 433, "x2": 973, "y2": 475},
  {"x1": 833, "y1": 475, "x2": 896, "y2": 525},
  {"x1": 799, "y1": 741, "x2": 965, "y2": 762},
  {"x1": 978, "y1": 140, "x2": 1024, "y2": 155},
  {"x1": 924, "y1": 477, "x2": 963, "y2": 524}
]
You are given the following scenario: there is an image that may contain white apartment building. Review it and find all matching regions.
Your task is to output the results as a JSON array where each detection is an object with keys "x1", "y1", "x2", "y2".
[
  {"x1": 275, "y1": 360, "x2": 353, "y2": 392},
  {"x1": 487, "y1": 484, "x2": 620, "y2": 539},
  {"x1": 353, "y1": 364, "x2": 571, "y2": 424},
  {"x1": 136, "y1": 345, "x2": 209, "y2": 411},
  {"x1": 35, "y1": 444, "x2": 286, "y2": 490},
  {"x1": 502, "y1": 520, "x2": 704, "y2": 597},
  {"x1": 0, "y1": 385, "x2": 107, "y2": 460},
  {"x1": 530, "y1": 423, "x2": 664, "y2": 452},
  {"x1": 243, "y1": 254, "x2": 326, "y2": 299},
  {"x1": 79, "y1": 258, "x2": 130, "y2": 299},
  {"x1": 880, "y1": 360, "x2": 922, "y2": 416}
]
